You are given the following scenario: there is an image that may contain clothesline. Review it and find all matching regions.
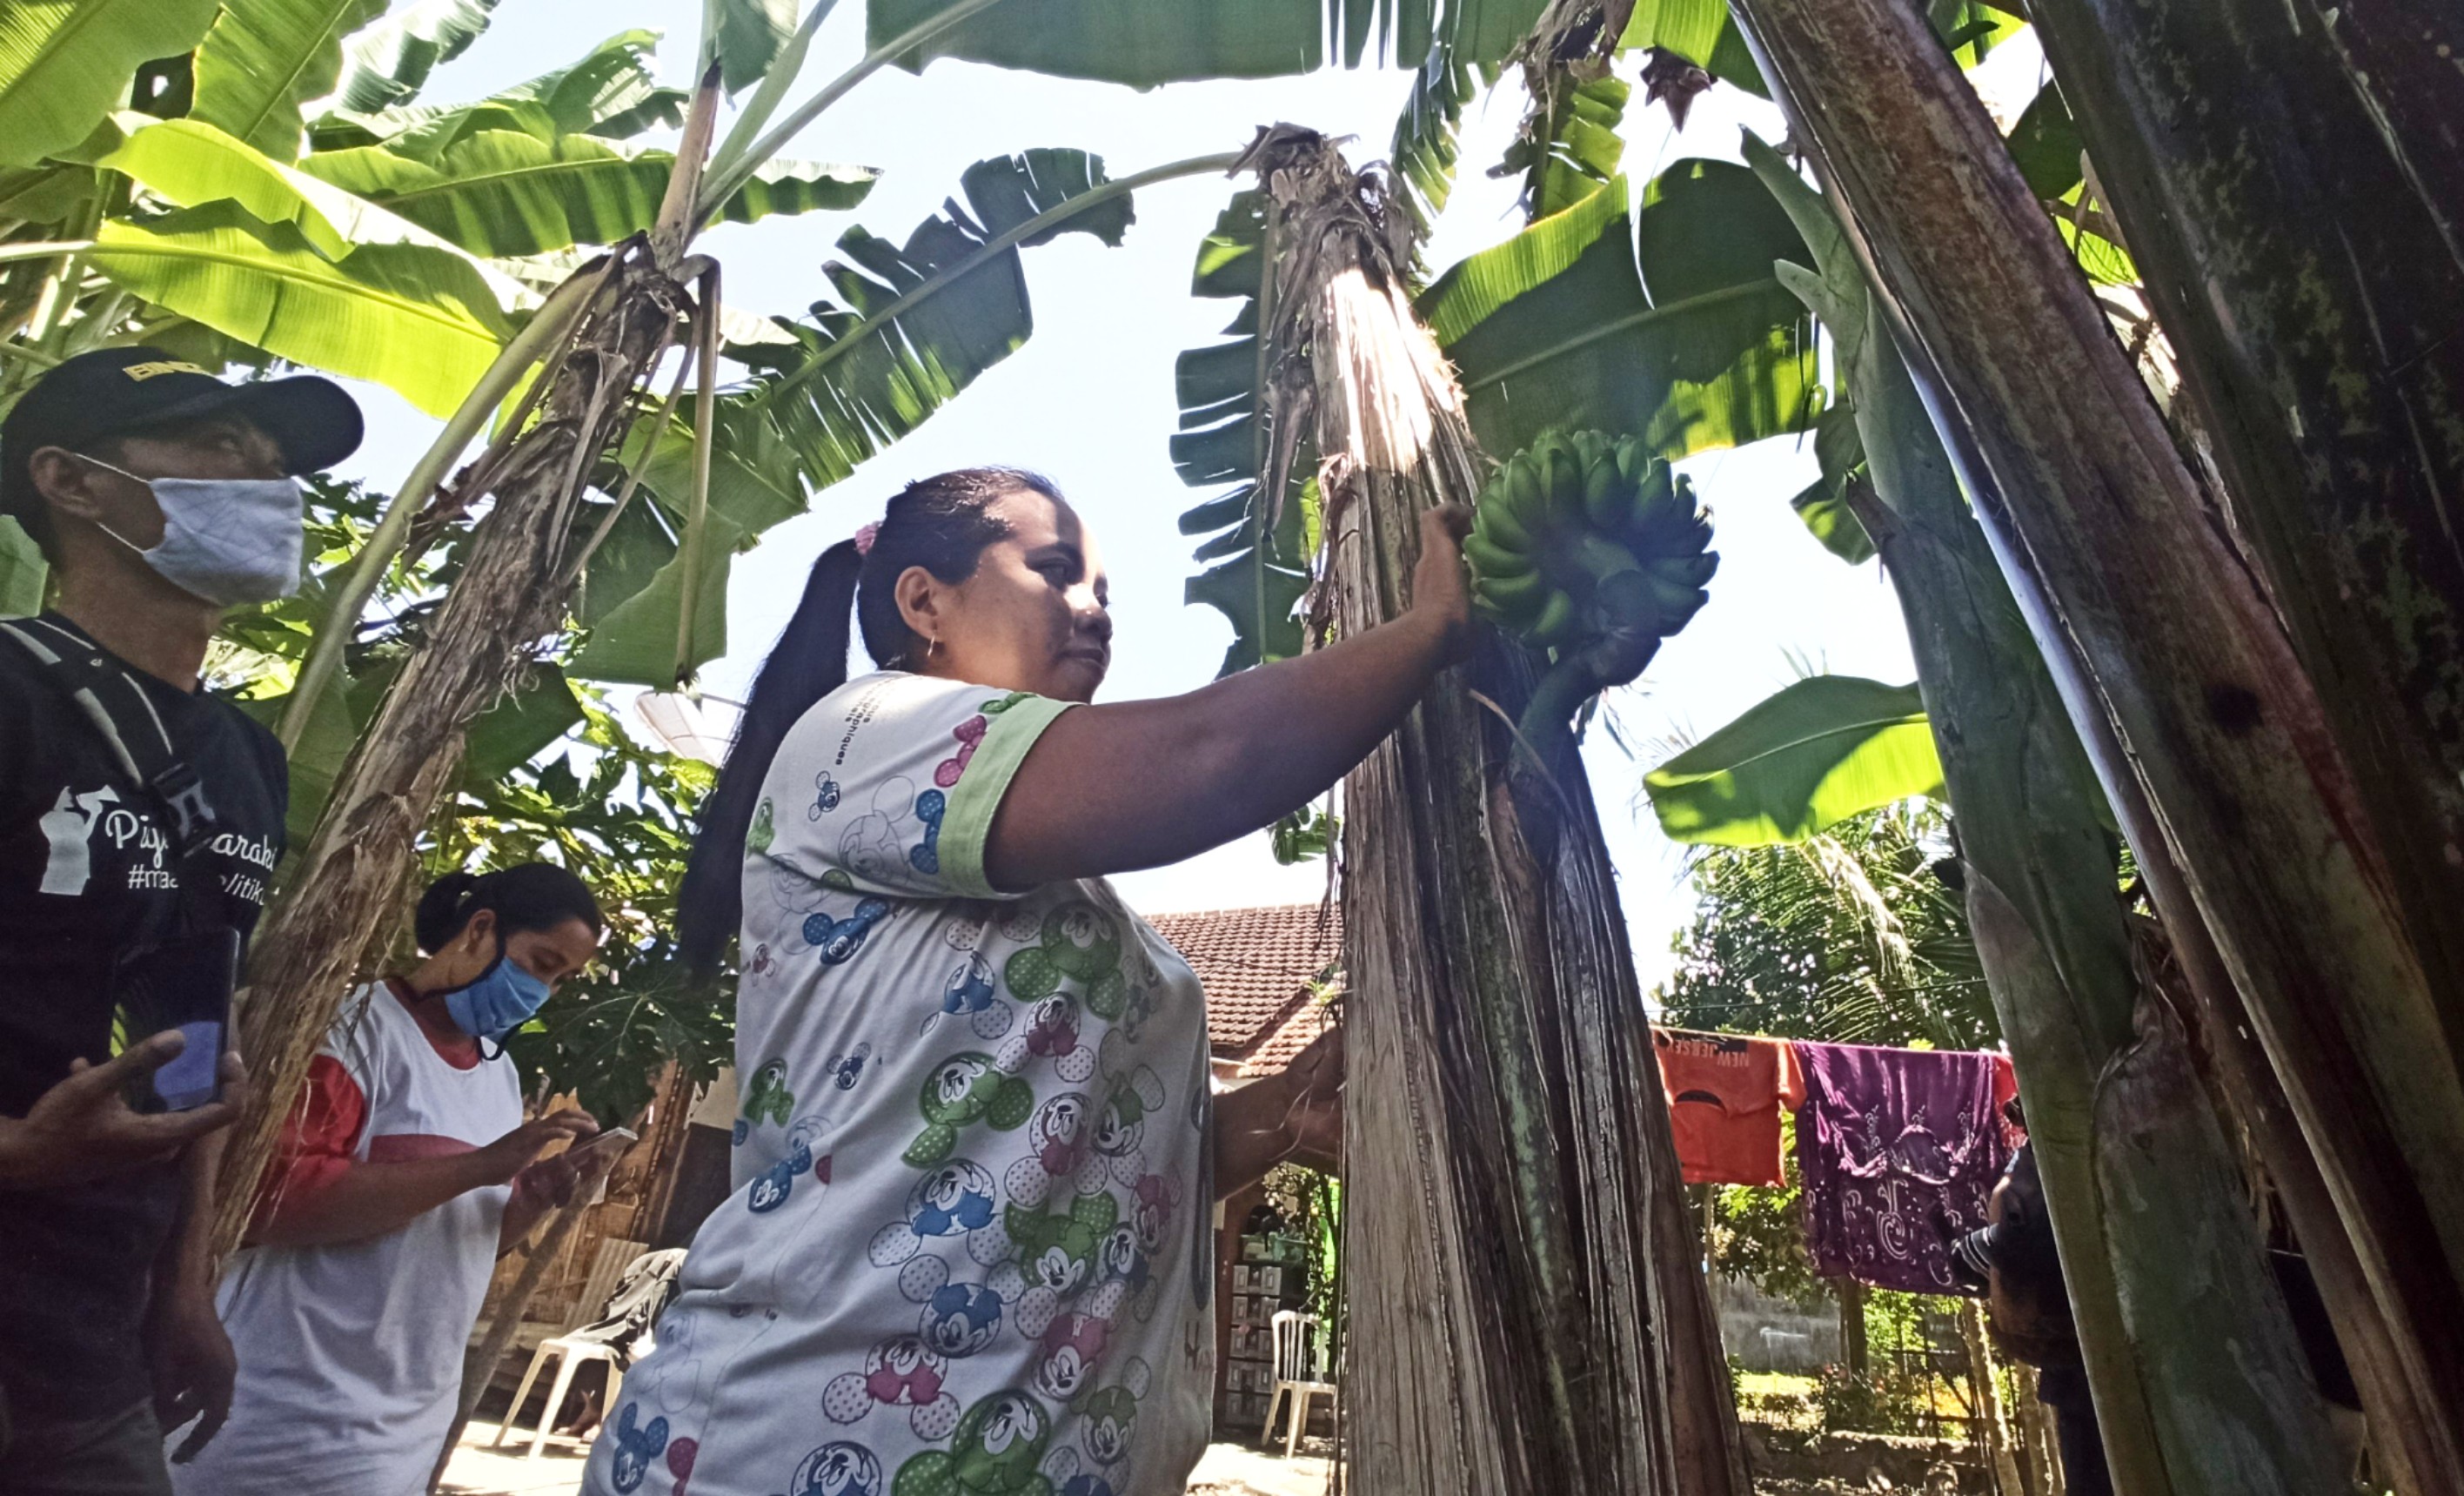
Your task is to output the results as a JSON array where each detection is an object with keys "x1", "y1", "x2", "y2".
[{"x1": 1653, "y1": 1027, "x2": 2020, "y2": 1295}]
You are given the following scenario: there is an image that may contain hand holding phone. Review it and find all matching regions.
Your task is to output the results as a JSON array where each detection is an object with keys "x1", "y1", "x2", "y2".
[
  {"x1": 0, "y1": 1035, "x2": 246, "y2": 1188},
  {"x1": 110, "y1": 931, "x2": 239, "y2": 1113}
]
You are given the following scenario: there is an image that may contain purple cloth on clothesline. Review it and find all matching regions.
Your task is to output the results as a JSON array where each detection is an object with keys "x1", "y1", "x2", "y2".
[{"x1": 1791, "y1": 1041, "x2": 2016, "y2": 1294}]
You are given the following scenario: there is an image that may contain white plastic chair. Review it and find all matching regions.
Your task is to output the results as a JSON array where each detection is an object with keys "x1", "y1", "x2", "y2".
[
  {"x1": 492, "y1": 1237, "x2": 645, "y2": 1459},
  {"x1": 1260, "y1": 1310, "x2": 1336, "y2": 1458}
]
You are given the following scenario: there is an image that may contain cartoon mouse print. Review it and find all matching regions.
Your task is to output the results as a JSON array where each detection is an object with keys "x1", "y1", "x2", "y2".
[
  {"x1": 935, "y1": 715, "x2": 988, "y2": 788},
  {"x1": 776, "y1": 1441, "x2": 882, "y2": 1496},
  {"x1": 869, "y1": 1159, "x2": 1007, "y2": 1270},
  {"x1": 891, "y1": 1389, "x2": 1054, "y2": 1496},
  {"x1": 841, "y1": 778, "x2": 921, "y2": 886},
  {"x1": 994, "y1": 993, "x2": 1095, "y2": 1084},
  {"x1": 901, "y1": 1054, "x2": 1034, "y2": 1167},
  {"x1": 607, "y1": 1402, "x2": 670, "y2": 1493},
  {"x1": 924, "y1": 952, "x2": 1011, "y2": 1040},
  {"x1": 910, "y1": 790, "x2": 947, "y2": 876},
  {"x1": 820, "y1": 1334, "x2": 961, "y2": 1441},
  {"x1": 1001, "y1": 1092, "x2": 1102, "y2": 1209},
  {"x1": 807, "y1": 896, "x2": 894, "y2": 965},
  {"x1": 810, "y1": 773, "x2": 844, "y2": 820},
  {"x1": 748, "y1": 1117, "x2": 833, "y2": 1215}
]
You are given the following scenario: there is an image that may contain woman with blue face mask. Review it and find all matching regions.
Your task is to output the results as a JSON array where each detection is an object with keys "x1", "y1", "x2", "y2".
[{"x1": 170, "y1": 865, "x2": 603, "y2": 1496}]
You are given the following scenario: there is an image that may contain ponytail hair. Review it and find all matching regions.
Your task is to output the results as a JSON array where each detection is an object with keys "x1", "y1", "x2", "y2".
[
  {"x1": 676, "y1": 466, "x2": 1056, "y2": 971},
  {"x1": 417, "y1": 862, "x2": 602, "y2": 954}
]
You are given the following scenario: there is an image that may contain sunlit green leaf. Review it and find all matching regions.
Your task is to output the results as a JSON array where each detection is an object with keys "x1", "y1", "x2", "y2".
[
  {"x1": 192, "y1": 0, "x2": 388, "y2": 160},
  {"x1": 1645, "y1": 675, "x2": 1944, "y2": 846},
  {"x1": 90, "y1": 201, "x2": 515, "y2": 417},
  {"x1": 0, "y1": 0, "x2": 220, "y2": 169}
]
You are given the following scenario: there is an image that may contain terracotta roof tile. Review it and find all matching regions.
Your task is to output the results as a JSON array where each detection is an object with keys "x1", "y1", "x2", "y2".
[{"x1": 1148, "y1": 903, "x2": 1342, "y2": 1077}]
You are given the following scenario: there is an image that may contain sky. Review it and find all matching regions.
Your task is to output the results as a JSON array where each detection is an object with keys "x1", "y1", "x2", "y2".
[{"x1": 325, "y1": 1, "x2": 1925, "y2": 991}]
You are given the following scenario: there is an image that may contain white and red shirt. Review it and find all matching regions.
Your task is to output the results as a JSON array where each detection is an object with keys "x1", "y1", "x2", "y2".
[{"x1": 172, "y1": 981, "x2": 522, "y2": 1496}]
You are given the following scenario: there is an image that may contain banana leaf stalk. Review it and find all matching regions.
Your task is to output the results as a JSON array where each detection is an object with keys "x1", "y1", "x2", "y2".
[
  {"x1": 212, "y1": 66, "x2": 729, "y2": 1258},
  {"x1": 1240, "y1": 124, "x2": 1744, "y2": 1496}
]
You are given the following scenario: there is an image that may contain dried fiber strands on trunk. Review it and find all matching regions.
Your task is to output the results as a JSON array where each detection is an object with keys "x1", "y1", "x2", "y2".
[
  {"x1": 1235, "y1": 124, "x2": 1744, "y2": 1496},
  {"x1": 214, "y1": 77, "x2": 727, "y2": 1258}
]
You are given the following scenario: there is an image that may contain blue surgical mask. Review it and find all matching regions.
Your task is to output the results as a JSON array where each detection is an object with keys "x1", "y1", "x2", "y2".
[
  {"x1": 438, "y1": 939, "x2": 552, "y2": 1041},
  {"x1": 75, "y1": 453, "x2": 305, "y2": 607}
]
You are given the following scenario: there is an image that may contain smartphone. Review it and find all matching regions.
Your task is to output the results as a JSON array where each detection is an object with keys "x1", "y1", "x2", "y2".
[{"x1": 110, "y1": 929, "x2": 239, "y2": 1113}]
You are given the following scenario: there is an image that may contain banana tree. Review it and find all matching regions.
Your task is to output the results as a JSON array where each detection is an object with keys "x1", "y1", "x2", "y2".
[
  {"x1": 1195, "y1": 121, "x2": 1746, "y2": 1496},
  {"x1": 1717, "y1": 0, "x2": 2464, "y2": 1486},
  {"x1": 1644, "y1": 138, "x2": 2352, "y2": 1494}
]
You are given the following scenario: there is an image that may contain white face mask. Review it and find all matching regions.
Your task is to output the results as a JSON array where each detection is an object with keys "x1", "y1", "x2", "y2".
[{"x1": 74, "y1": 454, "x2": 305, "y2": 607}]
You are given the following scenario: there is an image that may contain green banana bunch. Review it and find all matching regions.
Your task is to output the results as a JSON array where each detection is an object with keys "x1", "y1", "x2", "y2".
[{"x1": 1465, "y1": 429, "x2": 1718, "y2": 652}]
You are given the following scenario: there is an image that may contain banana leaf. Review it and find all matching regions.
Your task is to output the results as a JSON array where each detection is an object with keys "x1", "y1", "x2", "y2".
[
  {"x1": 1426, "y1": 161, "x2": 1820, "y2": 460},
  {"x1": 304, "y1": 131, "x2": 876, "y2": 257},
  {"x1": 733, "y1": 148, "x2": 1135, "y2": 497},
  {"x1": 90, "y1": 200, "x2": 517, "y2": 417},
  {"x1": 318, "y1": 0, "x2": 503, "y2": 115},
  {"x1": 708, "y1": 0, "x2": 800, "y2": 94},
  {"x1": 1169, "y1": 184, "x2": 1316, "y2": 674},
  {"x1": 0, "y1": 0, "x2": 221, "y2": 169},
  {"x1": 311, "y1": 29, "x2": 682, "y2": 153},
  {"x1": 1644, "y1": 674, "x2": 1944, "y2": 846},
  {"x1": 865, "y1": 0, "x2": 1548, "y2": 87},
  {"x1": 191, "y1": 0, "x2": 388, "y2": 160},
  {"x1": 571, "y1": 511, "x2": 746, "y2": 687}
]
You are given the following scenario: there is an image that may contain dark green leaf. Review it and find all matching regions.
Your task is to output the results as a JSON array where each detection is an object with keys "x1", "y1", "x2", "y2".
[
  {"x1": 464, "y1": 666, "x2": 585, "y2": 782},
  {"x1": 710, "y1": 0, "x2": 798, "y2": 93},
  {"x1": 1427, "y1": 167, "x2": 1820, "y2": 460},
  {"x1": 1787, "y1": 402, "x2": 1876, "y2": 564},
  {"x1": 570, "y1": 512, "x2": 745, "y2": 686},
  {"x1": 2005, "y1": 82, "x2": 2083, "y2": 203},
  {"x1": 733, "y1": 148, "x2": 1132, "y2": 498}
]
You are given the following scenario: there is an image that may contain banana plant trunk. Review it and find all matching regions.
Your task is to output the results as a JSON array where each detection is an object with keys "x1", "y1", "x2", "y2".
[
  {"x1": 1727, "y1": 0, "x2": 2464, "y2": 1486},
  {"x1": 2022, "y1": 0, "x2": 2464, "y2": 1030},
  {"x1": 1237, "y1": 127, "x2": 1744, "y2": 1496},
  {"x1": 211, "y1": 77, "x2": 722, "y2": 1256},
  {"x1": 1827, "y1": 282, "x2": 2345, "y2": 1494}
]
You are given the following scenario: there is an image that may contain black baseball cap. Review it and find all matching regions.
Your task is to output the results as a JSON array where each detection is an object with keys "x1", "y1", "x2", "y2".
[{"x1": 1, "y1": 345, "x2": 364, "y2": 521}]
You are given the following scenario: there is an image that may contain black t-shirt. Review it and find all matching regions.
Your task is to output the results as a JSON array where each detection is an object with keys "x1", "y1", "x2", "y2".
[{"x1": 0, "y1": 614, "x2": 286, "y2": 1416}]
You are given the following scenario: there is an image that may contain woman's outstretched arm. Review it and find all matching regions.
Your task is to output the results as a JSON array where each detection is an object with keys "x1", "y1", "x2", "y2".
[{"x1": 984, "y1": 507, "x2": 1470, "y2": 889}]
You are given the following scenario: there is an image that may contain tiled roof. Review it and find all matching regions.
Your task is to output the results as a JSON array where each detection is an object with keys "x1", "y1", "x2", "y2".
[{"x1": 1148, "y1": 903, "x2": 1342, "y2": 1078}]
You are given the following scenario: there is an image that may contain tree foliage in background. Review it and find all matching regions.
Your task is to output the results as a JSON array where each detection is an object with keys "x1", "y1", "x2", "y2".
[
  {"x1": 209, "y1": 474, "x2": 727, "y2": 1115},
  {"x1": 1657, "y1": 801, "x2": 1995, "y2": 1051}
]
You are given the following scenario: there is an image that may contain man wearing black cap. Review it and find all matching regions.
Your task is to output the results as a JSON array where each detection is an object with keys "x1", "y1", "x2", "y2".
[{"x1": 0, "y1": 347, "x2": 361, "y2": 1493}]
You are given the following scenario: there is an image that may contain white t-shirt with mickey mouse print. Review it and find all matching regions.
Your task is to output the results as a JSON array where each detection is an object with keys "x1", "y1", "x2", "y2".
[{"x1": 583, "y1": 673, "x2": 1215, "y2": 1496}]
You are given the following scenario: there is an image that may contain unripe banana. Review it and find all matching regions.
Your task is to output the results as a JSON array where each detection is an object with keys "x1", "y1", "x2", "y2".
[
  {"x1": 1478, "y1": 567, "x2": 1549, "y2": 609},
  {"x1": 1477, "y1": 483, "x2": 1535, "y2": 550},
  {"x1": 1464, "y1": 530, "x2": 1532, "y2": 577},
  {"x1": 1505, "y1": 456, "x2": 1543, "y2": 525},
  {"x1": 1582, "y1": 453, "x2": 1629, "y2": 530},
  {"x1": 1649, "y1": 551, "x2": 1719, "y2": 588},
  {"x1": 1529, "y1": 587, "x2": 1577, "y2": 645}
]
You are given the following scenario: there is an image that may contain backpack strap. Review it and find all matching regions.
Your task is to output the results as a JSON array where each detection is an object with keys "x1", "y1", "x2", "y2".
[{"x1": 0, "y1": 617, "x2": 224, "y2": 859}]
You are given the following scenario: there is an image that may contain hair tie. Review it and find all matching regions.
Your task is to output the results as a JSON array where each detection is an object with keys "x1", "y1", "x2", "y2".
[{"x1": 852, "y1": 521, "x2": 880, "y2": 556}]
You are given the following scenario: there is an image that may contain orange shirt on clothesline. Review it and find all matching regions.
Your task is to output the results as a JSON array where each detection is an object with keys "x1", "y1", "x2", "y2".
[{"x1": 1652, "y1": 1029, "x2": 1804, "y2": 1186}]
